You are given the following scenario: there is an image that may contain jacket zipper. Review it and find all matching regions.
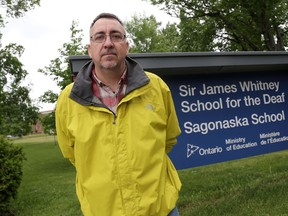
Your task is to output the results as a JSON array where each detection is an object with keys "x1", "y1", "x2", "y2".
[{"x1": 112, "y1": 113, "x2": 117, "y2": 124}]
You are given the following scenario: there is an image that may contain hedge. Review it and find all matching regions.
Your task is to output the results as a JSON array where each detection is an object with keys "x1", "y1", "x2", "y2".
[{"x1": 0, "y1": 136, "x2": 26, "y2": 215}]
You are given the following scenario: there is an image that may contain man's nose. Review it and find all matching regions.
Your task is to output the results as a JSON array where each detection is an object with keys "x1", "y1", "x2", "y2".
[{"x1": 103, "y1": 35, "x2": 114, "y2": 47}]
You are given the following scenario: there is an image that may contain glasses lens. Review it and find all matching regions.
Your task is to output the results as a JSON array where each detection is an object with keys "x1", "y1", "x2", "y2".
[
  {"x1": 91, "y1": 34, "x2": 105, "y2": 43},
  {"x1": 91, "y1": 33, "x2": 126, "y2": 43},
  {"x1": 110, "y1": 32, "x2": 125, "y2": 42}
]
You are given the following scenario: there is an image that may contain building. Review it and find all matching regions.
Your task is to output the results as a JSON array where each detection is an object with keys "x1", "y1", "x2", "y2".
[{"x1": 31, "y1": 110, "x2": 54, "y2": 134}]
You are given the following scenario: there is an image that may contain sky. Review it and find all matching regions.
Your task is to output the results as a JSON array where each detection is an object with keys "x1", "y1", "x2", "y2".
[{"x1": 1, "y1": 0, "x2": 178, "y2": 111}]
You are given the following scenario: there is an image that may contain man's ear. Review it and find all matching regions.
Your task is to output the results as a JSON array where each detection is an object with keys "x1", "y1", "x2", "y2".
[
  {"x1": 88, "y1": 44, "x2": 92, "y2": 58},
  {"x1": 125, "y1": 41, "x2": 129, "y2": 55}
]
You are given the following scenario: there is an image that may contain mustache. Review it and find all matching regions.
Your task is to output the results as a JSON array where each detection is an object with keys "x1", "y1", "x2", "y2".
[{"x1": 101, "y1": 49, "x2": 117, "y2": 56}]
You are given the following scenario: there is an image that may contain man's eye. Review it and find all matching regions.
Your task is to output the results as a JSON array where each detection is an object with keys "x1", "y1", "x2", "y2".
[
  {"x1": 112, "y1": 33, "x2": 122, "y2": 39},
  {"x1": 95, "y1": 34, "x2": 105, "y2": 41}
]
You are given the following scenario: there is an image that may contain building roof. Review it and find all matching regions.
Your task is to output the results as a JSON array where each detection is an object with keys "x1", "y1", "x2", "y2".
[{"x1": 69, "y1": 51, "x2": 288, "y2": 76}]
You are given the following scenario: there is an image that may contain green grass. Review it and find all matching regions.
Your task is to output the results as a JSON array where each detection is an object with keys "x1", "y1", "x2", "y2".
[
  {"x1": 10, "y1": 136, "x2": 81, "y2": 216},
  {"x1": 10, "y1": 135, "x2": 288, "y2": 215},
  {"x1": 10, "y1": 134, "x2": 57, "y2": 144},
  {"x1": 178, "y1": 151, "x2": 288, "y2": 216}
]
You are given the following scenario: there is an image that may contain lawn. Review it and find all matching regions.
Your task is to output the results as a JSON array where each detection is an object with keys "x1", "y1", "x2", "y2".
[
  {"x1": 10, "y1": 135, "x2": 288, "y2": 215},
  {"x1": 10, "y1": 136, "x2": 81, "y2": 216}
]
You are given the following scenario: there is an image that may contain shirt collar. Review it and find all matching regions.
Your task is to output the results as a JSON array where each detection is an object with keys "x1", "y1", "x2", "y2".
[{"x1": 91, "y1": 65, "x2": 127, "y2": 87}]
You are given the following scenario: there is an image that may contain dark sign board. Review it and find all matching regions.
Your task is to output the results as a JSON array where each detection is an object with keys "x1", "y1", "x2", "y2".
[{"x1": 69, "y1": 52, "x2": 288, "y2": 170}]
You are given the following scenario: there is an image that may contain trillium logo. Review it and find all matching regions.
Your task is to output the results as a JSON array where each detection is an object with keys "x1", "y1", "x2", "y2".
[
  {"x1": 144, "y1": 104, "x2": 154, "y2": 111},
  {"x1": 187, "y1": 144, "x2": 200, "y2": 158}
]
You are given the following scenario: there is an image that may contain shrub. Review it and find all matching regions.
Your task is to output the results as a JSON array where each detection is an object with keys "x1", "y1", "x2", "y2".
[{"x1": 0, "y1": 136, "x2": 26, "y2": 215}]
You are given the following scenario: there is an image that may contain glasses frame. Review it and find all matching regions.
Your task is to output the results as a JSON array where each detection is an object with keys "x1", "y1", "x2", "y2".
[{"x1": 90, "y1": 32, "x2": 126, "y2": 43}]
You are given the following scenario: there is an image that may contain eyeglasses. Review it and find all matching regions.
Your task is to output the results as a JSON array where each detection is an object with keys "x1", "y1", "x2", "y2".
[{"x1": 90, "y1": 32, "x2": 126, "y2": 43}]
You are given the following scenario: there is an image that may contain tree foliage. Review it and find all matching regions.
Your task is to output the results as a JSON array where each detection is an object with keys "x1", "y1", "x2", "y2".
[
  {"x1": 0, "y1": 0, "x2": 41, "y2": 136},
  {"x1": 0, "y1": 0, "x2": 40, "y2": 39},
  {"x1": 0, "y1": 136, "x2": 26, "y2": 214},
  {"x1": 146, "y1": 0, "x2": 288, "y2": 51},
  {"x1": 0, "y1": 44, "x2": 39, "y2": 136},
  {"x1": 38, "y1": 20, "x2": 87, "y2": 133},
  {"x1": 125, "y1": 14, "x2": 180, "y2": 53},
  {"x1": 0, "y1": 1, "x2": 39, "y2": 213},
  {"x1": 38, "y1": 20, "x2": 88, "y2": 94},
  {"x1": 0, "y1": 0, "x2": 40, "y2": 18}
]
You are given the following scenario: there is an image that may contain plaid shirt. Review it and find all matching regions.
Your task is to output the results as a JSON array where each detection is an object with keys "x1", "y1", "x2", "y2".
[{"x1": 91, "y1": 67, "x2": 127, "y2": 113}]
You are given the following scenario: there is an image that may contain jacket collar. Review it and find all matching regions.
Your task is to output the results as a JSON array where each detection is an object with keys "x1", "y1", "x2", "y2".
[{"x1": 69, "y1": 56, "x2": 150, "y2": 106}]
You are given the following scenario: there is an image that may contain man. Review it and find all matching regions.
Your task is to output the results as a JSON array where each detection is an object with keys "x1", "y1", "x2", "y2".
[{"x1": 56, "y1": 13, "x2": 181, "y2": 216}]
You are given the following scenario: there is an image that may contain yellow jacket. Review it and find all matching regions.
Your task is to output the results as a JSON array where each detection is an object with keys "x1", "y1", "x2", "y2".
[{"x1": 56, "y1": 57, "x2": 181, "y2": 216}]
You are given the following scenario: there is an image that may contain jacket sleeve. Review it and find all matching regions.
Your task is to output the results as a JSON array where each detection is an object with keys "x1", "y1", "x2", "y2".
[
  {"x1": 161, "y1": 80, "x2": 181, "y2": 153},
  {"x1": 55, "y1": 85, "x2": 75, "y2": 165}
]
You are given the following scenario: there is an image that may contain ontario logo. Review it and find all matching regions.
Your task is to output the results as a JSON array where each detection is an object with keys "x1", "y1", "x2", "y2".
[
  {"x1": 187, "y1": 144, "x2": 223, "y2": 158},
  {"x1": 187, "y1": 144, "x2": 200, "y2": 158}
]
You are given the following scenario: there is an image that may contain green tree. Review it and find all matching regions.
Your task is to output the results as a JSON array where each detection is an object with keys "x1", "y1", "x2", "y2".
[
  {"x1": 38, "y1": 20, "x2": 87, "y2": 133},
  {"x1": 0, "y1": 0, "x2": 40, "y2": 136},
  {"x1": 0, "y1": 44, "x2": 39, "y2": 136},
  {"x1": 0, "y1": 0, "x2": 40, "y2": 213},
  {"x1": 125, "y1": 14, "x2": 180, "y2": 52},
  {"x1": 0, "y1": 0, "x2": 40, "y2": 18},
  {"x1": 39, "y1": 20, "x2": 88, "y2": 93},
  {"x1": 147, "y1": 0, "x2": 288, "y2": 51},
  {"x1": 0, "y1": 0, "x2": 40, "y2": 40},
  {"x1": 178, "y1": 11, "x2": 217, "y2": 52},
  {"x1": 0, "y1": 136, "x2": 26, "y2": 214}
]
